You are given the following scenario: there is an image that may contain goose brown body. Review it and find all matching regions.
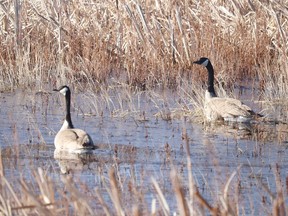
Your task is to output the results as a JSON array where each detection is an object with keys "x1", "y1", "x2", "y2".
[
  {"x1": 205, "y1": 92, "x2": 256, "y2": 122},
  {"x1": 193, "y1": 57, "x2": 260, "y2": 122},
  {"x1": 54, "y1": 124, "x2": 94, "y2": 150},
  {"x1": 54, "y1": 86, "x2": 94, "y2": 152}
]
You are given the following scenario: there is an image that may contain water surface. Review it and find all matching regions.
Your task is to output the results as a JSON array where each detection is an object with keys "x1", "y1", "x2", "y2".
[{"x1": 0, "y1": 87, "x2": 287, "y2": 214}]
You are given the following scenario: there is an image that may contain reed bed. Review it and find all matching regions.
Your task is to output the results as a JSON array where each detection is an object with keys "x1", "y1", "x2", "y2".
[
  {"x1": 1, "y1": 1, "x2": 288, "y2": 215},
  {"x1": 0, "y1": 0, "x2": 287, "y2": 95}
]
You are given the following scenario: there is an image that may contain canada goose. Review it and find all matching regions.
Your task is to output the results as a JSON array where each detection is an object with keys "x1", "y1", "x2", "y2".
[
  {"x1": 53, "y1": 85, "x2": 95, "y2": 152},
  {"x1": 193, "y1": 57, "x2": 261, "y2": 122}
]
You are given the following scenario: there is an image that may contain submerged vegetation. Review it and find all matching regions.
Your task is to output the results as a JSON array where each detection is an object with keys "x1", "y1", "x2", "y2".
[
  {"x1": 0, "y1": 0, "x2": 288, "y2": 215},
  {"x1": 0, "y1": 131, "x2": 287, "y2": 215}
]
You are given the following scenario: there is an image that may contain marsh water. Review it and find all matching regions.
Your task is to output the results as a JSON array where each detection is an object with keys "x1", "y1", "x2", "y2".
[{"x1": 0, "y1": 87, "x2": 288, "y2": 214}]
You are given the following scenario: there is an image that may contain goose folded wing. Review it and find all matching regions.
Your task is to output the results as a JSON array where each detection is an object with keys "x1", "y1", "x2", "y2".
[
  {"x1": 208, "y1": 98, "x2": 252, "y2": 118},
  {"x1": 56, "y1": 129, "x2": 93, "y2": 149}
]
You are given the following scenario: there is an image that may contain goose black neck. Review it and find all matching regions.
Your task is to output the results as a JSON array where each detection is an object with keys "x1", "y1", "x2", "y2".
[
  {"x1": 65, "y1": 91, "x2": 74, "y2": 128},
  {"x1": 206, "y1": 61, "x2": 217, "y2": 97}
]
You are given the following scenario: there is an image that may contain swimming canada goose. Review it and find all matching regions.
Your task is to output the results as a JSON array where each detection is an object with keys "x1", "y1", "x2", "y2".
[
  {"x1": 193, "y1": 57, "x2": 261, "y2": 122},
  {"x1": 53, "y1": 85, "x2": 95, "y2": 152}
]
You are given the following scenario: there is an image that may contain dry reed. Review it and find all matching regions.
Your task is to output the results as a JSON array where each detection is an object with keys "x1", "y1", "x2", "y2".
[
  {"x1": 0, "y1": 0, "x2": 287, "y2": 96},
  {"x1": 0, "y1": 1, "x2": 288, "y2": 215},
  {"x1": 0, "y1": 142, "x2": 286, "y2": 215}
]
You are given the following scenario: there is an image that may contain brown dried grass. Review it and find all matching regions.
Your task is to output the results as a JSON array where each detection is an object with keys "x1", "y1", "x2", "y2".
[
  {"x1": 0, "y1": 0, "x2": 287, "y2": 95},
  {"x1": 0, "y1": 1, "x2": 288, "y2": 215},
  {"x1": 0, "y1": 143, "x2": 286, "y2": 216}
]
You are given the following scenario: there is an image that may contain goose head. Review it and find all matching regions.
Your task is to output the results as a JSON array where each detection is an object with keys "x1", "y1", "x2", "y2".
[
  {"x1": 193, "y1": 57, "x2": 210, "y2": 67},
  {"x1": 53, "y1": 85, "x2": 70, "y2": 96}
]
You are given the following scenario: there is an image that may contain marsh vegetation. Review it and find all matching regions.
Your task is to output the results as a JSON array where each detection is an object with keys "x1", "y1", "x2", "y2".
[{"x1": 0, "y1": 0, "x2": 288, "y2": 215}]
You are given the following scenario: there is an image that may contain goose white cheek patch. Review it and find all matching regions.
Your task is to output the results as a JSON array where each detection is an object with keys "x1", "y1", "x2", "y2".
[
  {"x1": 201, "y1": 59, "x2": 209, "y2": 67},
  {"x1": 59, "y1": 87, "x2": 68, "y2": 95}
]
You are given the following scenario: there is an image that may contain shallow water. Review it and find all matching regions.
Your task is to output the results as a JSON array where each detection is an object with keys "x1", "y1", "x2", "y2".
[{"x1": 0, "y1": 87, "x2": 288, "y2": 214}]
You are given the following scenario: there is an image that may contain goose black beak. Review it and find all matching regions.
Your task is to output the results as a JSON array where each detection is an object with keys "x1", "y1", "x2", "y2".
[{"x1": 193, "y1": 60, "x2": 201, "y2": 65}]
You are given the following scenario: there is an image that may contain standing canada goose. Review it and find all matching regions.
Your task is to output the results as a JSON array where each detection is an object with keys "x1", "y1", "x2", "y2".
[
  {"x1": 53, "y1": 85, "x2": 95, "y2": 152},
  {"x1": 193, "y1": 57, "x2": 261, "y2": 122}
]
